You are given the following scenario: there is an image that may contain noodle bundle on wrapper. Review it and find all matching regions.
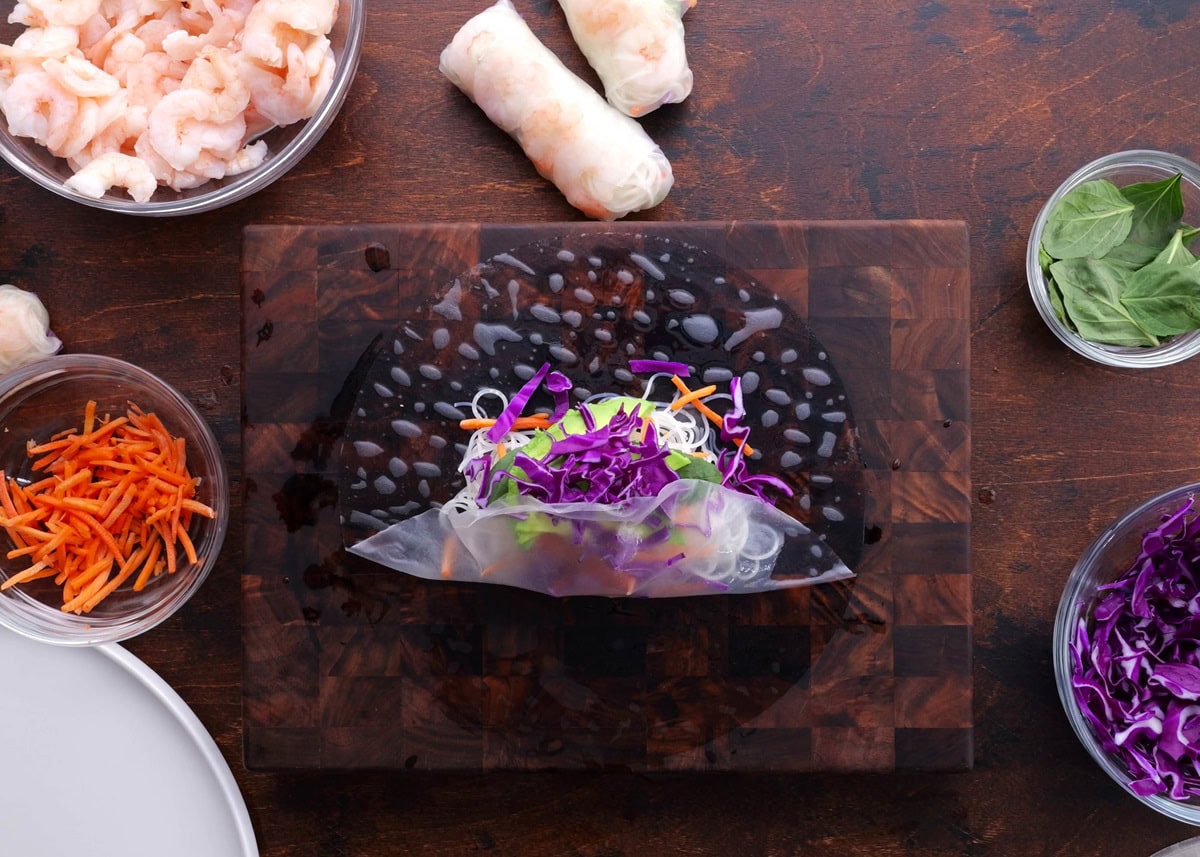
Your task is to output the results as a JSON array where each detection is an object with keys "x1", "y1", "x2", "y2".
[
  {"x1": 557, "y1": 0, "x2": 694, "y2": 117},
  {"x1": 439, "y1": 0, "x2": 674, "y2": 220}
]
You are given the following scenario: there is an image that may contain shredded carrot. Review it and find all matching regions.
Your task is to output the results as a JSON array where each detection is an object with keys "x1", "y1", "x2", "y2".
[
  {"x1": 669, "y1": 383, "x2": 718, "y2": 411},
  {"x1": 458, "y1": 415, "x2": 553, "y2": 432},
  {"x1": 669, "y1": 376, "x2": 756, "y2": 456},
  {"x1": 0, "y1": 401, "x2": 212, "y2": 614}
]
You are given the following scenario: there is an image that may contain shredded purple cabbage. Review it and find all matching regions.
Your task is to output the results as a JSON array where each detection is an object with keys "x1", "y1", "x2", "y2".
[
  {"x1": 545, "y1": 371, "x2": 573, "y2": 423},
  {"x1": 1070, "y1": 496, "x2": 1200, "y2": 801},
  {"x1": 629, "y1": 359, "x2": 689, "y2": 377},
  {"x1": 486, "y1": 362, "x2": 550, "y2": 443}
]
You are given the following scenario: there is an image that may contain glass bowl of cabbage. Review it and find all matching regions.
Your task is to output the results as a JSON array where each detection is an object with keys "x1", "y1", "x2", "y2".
[{"x1": 1054, "y1": 482, "x2": 1200, "y2": 824}]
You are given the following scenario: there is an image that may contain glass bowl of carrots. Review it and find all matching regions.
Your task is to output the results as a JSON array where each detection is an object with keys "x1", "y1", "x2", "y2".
[{"x1": 0, "y1": 355, "x2": 228, "y2": 645}]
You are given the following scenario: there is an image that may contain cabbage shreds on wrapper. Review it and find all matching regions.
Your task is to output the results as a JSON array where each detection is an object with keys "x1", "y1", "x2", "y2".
[
  {"x1": 348, "y1": 366, "x2": 854, "y2": 598},
  {"x1": 1071, "y1": 496, "x2": 1200, "y2": 801}
]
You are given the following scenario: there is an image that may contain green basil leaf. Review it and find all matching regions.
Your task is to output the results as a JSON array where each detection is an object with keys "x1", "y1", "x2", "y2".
[
  {"x1": 1047, "y1": 275, "x2": 1073, "y2": 330},
  {"x1": 1151, "y1": 229, "x2": 1199, "y2": 267},
  {"x1": 1038, "y1": 243, "x2": 1053, "y2": 273},
  {"x1": 1120, "y1": 263, "x2": 1200, "y2": 337},
  {"x1": 1105, "y1": 173, "x2": 1185, "y2": 265},
  {"x1": 1041, "y1": 180, "x2": 1135, "y2": 259},
  {"x1": 1051, "y1": 258, "x2": 1159, "y2": 347}
]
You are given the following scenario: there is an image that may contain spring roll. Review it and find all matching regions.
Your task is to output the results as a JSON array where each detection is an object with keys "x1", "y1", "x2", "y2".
[
  {"x1": 558, "y1": 0, "x2": 694, "y2": 117},
  {"x1": 440, "y1": 0, "x2": 673, "y2": 221}
]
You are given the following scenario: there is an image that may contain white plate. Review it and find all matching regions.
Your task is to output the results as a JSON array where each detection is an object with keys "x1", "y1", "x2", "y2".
[{"x1": 0, "y1": 628, "x2": 257, "y2": 857}]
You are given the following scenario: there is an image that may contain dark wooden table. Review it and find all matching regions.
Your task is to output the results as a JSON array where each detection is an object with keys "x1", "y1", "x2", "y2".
[{"x1": 3, "y1": 1, "x2": 1198, "y2": 853}]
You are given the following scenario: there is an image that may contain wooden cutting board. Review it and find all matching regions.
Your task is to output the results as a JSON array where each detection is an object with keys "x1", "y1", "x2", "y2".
[{"x1": 240, "y1": 221, "x2": 972, "y2": 772}]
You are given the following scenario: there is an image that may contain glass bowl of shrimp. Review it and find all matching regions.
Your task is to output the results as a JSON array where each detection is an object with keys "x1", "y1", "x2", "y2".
[
  {"x1": 0, "y1": 0, "x2": 365, "y2": 216},
  {"x1": 0, "y1": 354, "x2": 229, "y2": 645}
]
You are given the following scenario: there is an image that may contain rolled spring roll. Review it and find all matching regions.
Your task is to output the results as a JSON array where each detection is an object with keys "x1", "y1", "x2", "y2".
[
  {"x1": 440, "y1": 0, "x2": 673, "y2": 221},
  {"x1": 558, "y1": 0, "x2": 694, "y2": 117}
]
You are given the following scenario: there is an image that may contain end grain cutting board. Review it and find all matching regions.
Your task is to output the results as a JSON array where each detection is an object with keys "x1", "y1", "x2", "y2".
[{"x1": 240, "y1": 221, "x2": 972, "y2": 772}]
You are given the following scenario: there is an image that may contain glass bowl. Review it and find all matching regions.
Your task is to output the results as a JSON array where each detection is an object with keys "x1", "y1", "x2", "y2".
[
  {"x1": 1053, "y1": 482, "x2": 1200, "y2": 825},
  {"x1": 1154, "y1": 838, "x2": 1200, "y2": 857},
  {"x1": 0, "y1": 355, "x2": 228, "y2": 645},
  {"x1": 0, "y1": 0, "x2": 364, "y2": 216},
  {"x1": 1027, "y1": 150, "x2": 1200, "y2": 368}
]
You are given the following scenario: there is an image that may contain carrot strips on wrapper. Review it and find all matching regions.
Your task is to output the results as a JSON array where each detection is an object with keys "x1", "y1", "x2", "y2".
[{"x1": 0, "y1": 402, "x2": 215, "y2": 613}]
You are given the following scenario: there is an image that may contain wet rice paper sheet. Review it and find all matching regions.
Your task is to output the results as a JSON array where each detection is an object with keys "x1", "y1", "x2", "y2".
[{"x1": 349, "y1": 479, "x2": 853, "y2": 598}]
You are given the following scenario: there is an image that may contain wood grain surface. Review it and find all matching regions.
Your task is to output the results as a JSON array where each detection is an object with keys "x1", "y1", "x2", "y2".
[
  {"x1": 2, "y1": 0, "x2": 1199, "y2": 853},
  {"x1": 240, "y1": 220, "x2": 970, "y2": 772}
]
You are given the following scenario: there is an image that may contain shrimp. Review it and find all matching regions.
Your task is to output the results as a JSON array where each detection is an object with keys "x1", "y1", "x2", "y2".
[
  {"x1": 63, "y1": 150, "x2": 156, "y2": 200},
  {"x1": 9, "y1": 0, "x2": 104, "y2": 29},
  {"x1": 0, "y1": 70, "x2": 80, "y2": 154},
  {"x1": 133, "y1": 132, "x2": 208, "y2": 189},
  {"x1": 144, "y1": 86, "x2": 245, "y2": 171},
  {"x1": 0, "y1": 26, "x2": 79, "y2": 82},
  {"x1": 178, "y1": 46, "x2": 248, "y2": 121},
  {"x1": 43, "y1": 54, "x2": 120, "y2": 97},
  {"x1": 242, "y1": 0, "x2": 337, "y2": 68},
  {"x1": 242, "y1": 35, "x2": 332, "y2": 126}
]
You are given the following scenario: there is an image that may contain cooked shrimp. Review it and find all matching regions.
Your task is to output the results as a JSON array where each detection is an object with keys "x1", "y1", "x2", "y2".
[
  {"x1": 0, "y1": 70, "x2": 79, "y2": 153},
  {"x1": 43, "y1": 54, "x2": 120, "y2": 97},
  {"x1": 179, "y1": 46, "x2": 248, "y2": 121},
  {"x1": 63, "y1": 150, "x2": 156, "y2": 200},
  {"x1": 133, "y1": 132, "x2": 209, "y2": 189},
  {"x1": 242, "y1": 36, "x2": 332, "y2": 126},
  {"x1": 145, "y1": 86, "x2": 245, "y2": 170},
  {"x1": 242, "y1": 0, "x2": 337, "y2": 68},
  {"x1": 9, "y1": 0, "x2": 104, "y2": 29}
]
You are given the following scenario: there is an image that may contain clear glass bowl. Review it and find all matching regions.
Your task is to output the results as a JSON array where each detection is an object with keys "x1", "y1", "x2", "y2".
[
  {"x1": 0, "y1": 0, "x2": 364, "y2": 216},
  {"x1": 1154, "y1": 838, "x2": 1200, "y2": 857},
  {"x1": 1053, "y1": 482, "x2": 1200, "y2": 825},
  {"x1": 0, "y1": 355, "x2": 228, "y2": 645},
  {"x1": 1027, "y1": 150, "x2": 1200, "y2": 368}
]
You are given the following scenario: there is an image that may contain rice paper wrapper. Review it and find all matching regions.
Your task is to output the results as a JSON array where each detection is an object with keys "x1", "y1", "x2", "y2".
[{"x1": 349, "y1": 479, "x2": 853, "y2": 598}]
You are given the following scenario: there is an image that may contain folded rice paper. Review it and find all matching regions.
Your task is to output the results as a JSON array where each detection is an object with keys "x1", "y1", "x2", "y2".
[{"x1": 338, "y1": 234, "x2": 865, "y2": 599}]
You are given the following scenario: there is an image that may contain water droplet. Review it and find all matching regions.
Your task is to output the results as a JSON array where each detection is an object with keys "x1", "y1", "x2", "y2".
[
  {"x1": 588, "y1": 356, "x2": 601, "y2": 373},
  {"x1": 354, "y1": 441, "x2": 384, "y2": 457},
  {"x1": 742, "y1": 372, "x2": 760, "y2": 394},
  {"x1": 823, "y1": 411, "x2": 847, "y2": 423},
  {"x1": 507, "y1": 279, "x2": 520, "y2": 319},
  {"x1": 391, "y1": 420, "x2": 421, "y2": 438},
  {"x1": 738, "y1": 289, "x2": 750, "y2": 302},
  {"x1": 474, "y1": 323, "x2": 523, "y2": 356},
  {"x1": 373, "y1": 383, "x2": 394, "y2": 398},
  {"x1": 817, "y1": 432, "x2": 836, "y2": 458},
  {"x1": 822, "y1": 506, "x2": 845, "y2": 522},
  {"x1": 415, "y1": 401, "x2": 427, "y2": 412},
  {"x1": 724, "y1": 307, "x2": 783, "y2": 350},
  {"x1": 633, "y1": 310, "x2": 652, "y2": 326},
  {"x1": 530, "y1": 333, "x2": 544, "y2": 345},
  {"x1": 669, "y1": 289, "x2": 696, "y2": 307},
  {"x1": 390, "y1": 367, "x2": 412, "y2": 386},
  {"x1": 781, "y1": 349, "x2": 798, "y2": 363},
  {"x1": 562, "y1": 310, "x2": 583, "y2": 328},
  {"x1": 393, "y1": 339, "x2": 404, "y2": 355},
  {"x1": 356, "y1": 408, "x2": 365, "y2": 417},
  {"x1": 818, "y1": 351, "x2": 827, "y2": 361},
  {"x1": 454, "y1": 443, "x2": 469, "y2": 455},
  {"x1": 435, "y1": 402, "x2": 466, "y2": 420},
  {"x1": 531, "y1": 304, "x2": 561, "y2": 324},
  {"x1": 587, "y1": 270, "x2": 597, "y2": 282},
  {"x1": 418, "y1": 480, "x2": 431, "y2": 498},
  {"x1": 625, "y1": 343, "x2": 637, "y2": 355},
  {"x1": 419, "y1": 364, "x2": 443, "y2": 381},
  {"x1": 549, "y1": 273, "x2": 564, "y2": 292},
  {"x1": 350, "y1": 481, "x2": 366, "y2": 491},
  {"x1": 765, "y1": 388, "x2": 791, "y2": 406},
  {"x1": 488, "y1": 368, "x2": 499, "y2": 379},
  {"x1": 784, "y1": 429, "x2": 810, "y2": 444},
  {"x1": 390, "y1": 501, "x2": 420, "y2": 516},
  {"x1": 799, "y1": 495, "x2": 811, "y2": 511},
  {"x1": 594, "y1": 329, "x2": 613, "y2": 343},
  {"x1": 373, "y1": 475, "x2": 396, "y2": 495},
  {"x1": 617, "y1": 269, "x2": 634, "y2": 285},
  {"x1": 432, "y1": 329, "x2": 450, "y2": 350},
  {"x1": 781, "y1": 451, "x2": 803, "y2": 469},
  {"x1": 645, "y1": 289, "x2": 656, "y2": 301},
  {"x1": 493, "y1": 252, "x2": 535, "y2": 275},
  {"x1": 703, "y1": 367, "x2": 734, "y2": 384},
  {"x1": 450, "y1": 381, "x2": 463, "y2": 392},
  {"x1": 432, "y1": 282, "x2": 463, "y2": 321},
  {"x1": 714, "y1": 276, "x2": 726, "y2": 285},
  {"x1": 682, "y1": 314, "x2": 720, "y2": 344},
  {"x1": 761, "y1": 410, "x2": 780, "y2": 428},
  {"x1": 614, "y1": 368, "x2": 634, "y2": 382},
  {"x1": 514, "y1": 363, "x2": 537, "y2": 381},
  {"x1": 557, "y1": 249, "x2": 575, "y2": 262},
  {"x1": 430, "y1": 435, "x2": 447, "y2": 449},
  {"x1": 404, "y1": 325, "x2": 422, "y2": 341},
  {"x1": 659, "y1": 253, "x2": 671, "y2": 263},
  {"x1": 573, "y1": 387, "x2": 593, "y2": 400},
  {"x1": 414, "y1": 462, "x2": 441, "y2": 478},
  {"x1": 588, "y1": 256, "x2": 602, "y2": 267},
  {"x1": 575, "y1": 288, "x2": 596, "y2": 304},
  {"x1": 803, "y1": 367, "x2": 832, "y2": 386},
  {"x1": 549, "y1": 345, "x2": 578, "y2": 364},
  {"x1": 812, "y1": 474, "x2": 834, "y2": 485},
  {"x1": 458, "y1": 343, "x2": 480, "y2": 360}
]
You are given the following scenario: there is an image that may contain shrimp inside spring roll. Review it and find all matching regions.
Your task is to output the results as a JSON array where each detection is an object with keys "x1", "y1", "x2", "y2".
[
  {"x1": 440, "y1": 0, "x2": 673, "y2": 221},
  {"x1": 558, "y1": 0, "x2": 694, "y2": 117}
]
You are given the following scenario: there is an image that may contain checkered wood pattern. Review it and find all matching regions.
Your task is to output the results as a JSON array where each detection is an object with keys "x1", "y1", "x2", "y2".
[{"x1": 241, "y1": 222, "x2": 971, "y2": 771}]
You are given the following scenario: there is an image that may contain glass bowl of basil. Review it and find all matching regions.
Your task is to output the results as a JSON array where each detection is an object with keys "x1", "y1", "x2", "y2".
[{"x1": 1028, "y1": 150, "x2": 1200, "y2": 368}]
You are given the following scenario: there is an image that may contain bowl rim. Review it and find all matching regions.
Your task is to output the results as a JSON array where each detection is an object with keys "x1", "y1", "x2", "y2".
[
  {"x1": 0, "y1": 0, "x2": 365, "y2": 216},
  {"x1": 0, "y1": 354, "x2": 229, "y2": 645},
  {"x1": 1053, "y1": 481, "x2": 1200, "y2": 825},
  {"x1": 1026, "y1": 149, "x2": 1200, "y2": 369}
]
